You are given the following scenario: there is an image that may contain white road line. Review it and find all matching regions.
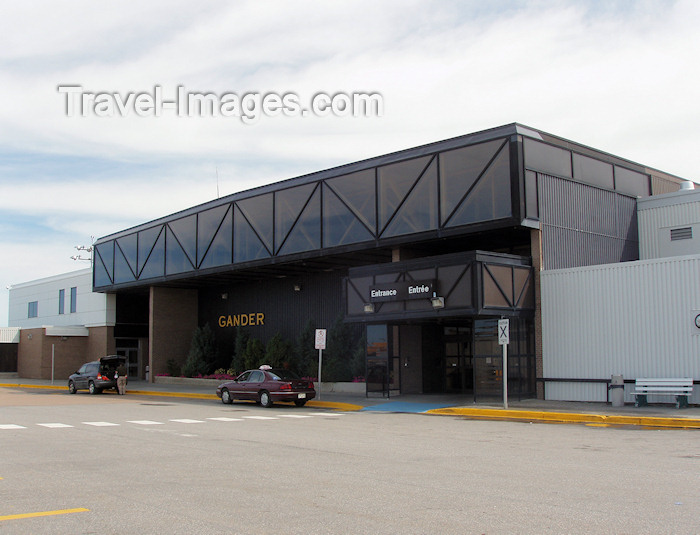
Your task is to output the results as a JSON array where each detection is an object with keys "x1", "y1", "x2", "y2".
[
  {"x1": 307, "y1": 412, "x2": 344, "y2": 416},
  {"x1": 83, "y1": 421, "x2": 120, "y2": 427},
  {"x1": 206, "y1": 417, "x2": 244, "y2": 422},
  {"x1": 277, "y1": 415, "x2": 312, "y2": 418},
  {"x1": 0, "y1": 424, "x2": 26, "y2": 429},
  {"x1": 169, "y1": 419, "x2": 205, "y2": 424},
  {"x1": 243, "y1": 416, "x2": 279, "y2": 420},
  {"x1": 128, "y1": 420, "x2": 164, "y2": 425},
  {"x1": 37, "y1": 423, "x2": 74, "y2": 428}
]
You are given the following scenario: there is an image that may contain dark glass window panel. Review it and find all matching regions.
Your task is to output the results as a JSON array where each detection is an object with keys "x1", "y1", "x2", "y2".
[
  {"x1": 523, "y1": 138, "x2": 572, "y2": 178},
  {"x1": 168, "y1": 215, "x2": 197, "y2": 268},
  {"x1": 70, "y1": 287, "x2": 77, "y2": 313},
  {"x1": 446, "y1": 144, "x2": 512, "y2": 227},
  {"x1": 615, "y1": 166, "x2": 649, "y2": 197},
  {"x1": 378, "y1": 156, "x2": 431, "y2": 234},
  {"x1": 139, "y1": 230, "x2": 165, "y2": 280},
  {"x1": 573, "y1": 153, "x2": 613, "y2": 190},
  {"x1": 513, "y1": 267, "x2": 534, "y2": 308},
  {"x1": 233, "y1": 206, "x2": 270, "y2": 263},
  {"x1": 525, "y1": 170, "x2": 539, "y2": 219},
  {"x1": 58, "y1": 289, "x2": 65, "y2": 314},
  {"x1": 94, "y1": 242, "x2": 114, "y2": 286},
  {"x1": 199, "y1": 205, "x2": 232, "y2": 269},
  {"x1": 325, "y1": 169, "x2": 376, "y2": 232},
  {"x1": 439, "y1": 139, "x2": 505, "y2": 225},
  {"x1": 275, "y1": 183, "x2": 316, "y2": 253},
  {"x1": 236, "y1": 193, "x2": 273, "y2": 252},
  {"x1": 279, "y1": 186, "x2": 320, "y2": 255},
  {"x1": 198, "y1": 204, "x2": 231, "y2": 266},
  {"x1": 367, "y1": 324, "x2": 388, "y2": 358},
  {"x1": 116, "y1": 234, "x2": 138, "y2": 276},
  {"x1": 382, "y1": 158, "x2": 438, "y2": 238},
  {"x1": 114, "y1": 246, "x2": 137, "y2": 284},
  {"x1": 166, "y1": 227, "x2": 194, "y2": 275},
  {"x1": 138, "y1": 226, "x2": 163, "y2": 276},
  {"x1": 323, "y1": 186, "x2": 374, "y2": 247},
  {"x1": 483, "y1": 264, "x2": 512, "y2": 308},
  {"x1": 439, "y1": 264, "x2": 473, "y2": 308}
]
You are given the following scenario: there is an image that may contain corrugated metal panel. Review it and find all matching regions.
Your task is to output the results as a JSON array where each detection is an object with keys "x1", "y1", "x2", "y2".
[
  {"x1": 541, "y1": 256, "x2": 700, "y2": 402},
  {"x1": 639, "y1": 201, "x2": 700, "y2": 259},
  {"x1": 538, "y1": 174, "x2": 638, "y2": 269},
  {"x1": 0, "y1": 328, "x2": 21, "y2": 344}
]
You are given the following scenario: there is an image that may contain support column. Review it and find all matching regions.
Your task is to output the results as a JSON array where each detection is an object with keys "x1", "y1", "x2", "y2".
[
  {"x1": 531, "y1": 228, "x2": 544, "y2": 399},
  {"x1": 149, "y1": 287, "x2": 198, "y2": 382}
]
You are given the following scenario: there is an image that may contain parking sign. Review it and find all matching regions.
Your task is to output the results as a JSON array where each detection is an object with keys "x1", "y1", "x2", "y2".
[{"x1": 315, "y1": 329, "x2": 327, "y2": 350}]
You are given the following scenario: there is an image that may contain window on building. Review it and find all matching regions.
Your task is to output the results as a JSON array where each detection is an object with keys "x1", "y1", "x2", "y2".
[
  {"x1": 28, "y1": 301, "x2": 38, "y2": 318},
  {"x1": 59, "y1": 289, "x2": 65, "y2": 315},
  {"x1": 70, "y1": 287, "x2": 77, "y2": 313}
]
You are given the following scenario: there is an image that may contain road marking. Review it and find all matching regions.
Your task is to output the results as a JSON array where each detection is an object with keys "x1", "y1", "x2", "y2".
[
  {"x1": 37, "y1": 423, "x2": 74, "y2": 428},
  {"x1": 0, "y1": 424, "x2": 26, "y2": 429},
  {"x1": 82, "y1": 421, "x2": 119, "y2": 427},
  {"x1": 169, "y1": 419, "x2": 205, "y2": 424},
  {"x1": 207, "y1": 417, "x2": 243, "y2": 422},
  {"x1": 278, "y1": 414, "x2": 312, "y2": 419},
  {"x1": 244, "y1": 416, "x2": 279, "y2": 420},
  {"x1": 307, "y1": 412, "x2": 344, "y2": 416},
  {"x1": 0, "y1": 508, "x2": 89, "y2": 522},
  {"x1": 128, "y1": 420, "x2": 164, "y2": 425}
]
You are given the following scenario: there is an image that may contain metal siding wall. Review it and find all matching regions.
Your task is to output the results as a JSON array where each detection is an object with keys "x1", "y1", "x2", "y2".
[
  {"x1": 542, "y1": 256, "x2": 700, "y2": 402},
  {"x1": 638, "y1": 202, "x2": 700, "y2": 260},
  {"x1": 538, "y1": 174, "x2": 639, "y2": 269}
]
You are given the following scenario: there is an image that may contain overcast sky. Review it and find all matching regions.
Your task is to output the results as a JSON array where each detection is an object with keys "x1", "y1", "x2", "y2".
[{"x1": 2, "y1": 0, "x2": 699, "y2": 326}]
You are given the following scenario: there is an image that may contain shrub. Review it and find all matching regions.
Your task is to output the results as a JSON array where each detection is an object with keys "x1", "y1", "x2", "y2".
[
  {"x1": 182, "y1": 324, "x2": 217, "y2": 377},
  {"x1": 243, "y1": 337, "x2": 265, "y2": 370},
  {"x1": 266, "y1": 333, "x2": 293, "y2": 369}
]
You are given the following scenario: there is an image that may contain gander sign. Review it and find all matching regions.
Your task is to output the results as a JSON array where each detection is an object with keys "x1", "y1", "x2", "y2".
[
  {"x1": 369, "y1": 280, "x2": 435, "y2": 302},
  {"x1": 218, "y1": 313, "x2": 265, "y2": 328}
]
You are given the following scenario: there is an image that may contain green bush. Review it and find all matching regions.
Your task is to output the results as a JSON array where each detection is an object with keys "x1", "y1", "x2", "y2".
[
  {"x1": 295, "y1": 320, "x2": 317, "y2": 377},
  {"x1": 182, "y1": 324, "x2": 217, "y2": 377},
  {"x1": 230, "y1": 326, "x2": 249, "y2": 373},
  {"x1": 243, "y1": 338, "x2": 265, "y2": 370},
  {"x1": 266, "y1": 333, "x2": 294, "y2": 369}
]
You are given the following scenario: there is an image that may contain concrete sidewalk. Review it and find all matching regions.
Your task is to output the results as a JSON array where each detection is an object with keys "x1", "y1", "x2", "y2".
[{"x1": 2, "y1": 375, "x2": 699, "y2": 429}]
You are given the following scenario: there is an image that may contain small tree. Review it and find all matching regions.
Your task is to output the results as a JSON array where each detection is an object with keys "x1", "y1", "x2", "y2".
[
  {"x1": 230, "y1": 326, "x2": 249, "y2": 374},
  {"x1": 182, "y1": 324, "x2": 217, "y2": 377},
  {"x1": 266, "y1": 333, "x2": 293, "y2": 369},
  {"x1": 295, "y1": 320, "x2": 317, "y2": 377},
  {"x1": 243, "y1": 337, "x2": 265, "y2": 370},
  {"x1": 323, "y1": 316, "x2": 357, "y2": 382}
]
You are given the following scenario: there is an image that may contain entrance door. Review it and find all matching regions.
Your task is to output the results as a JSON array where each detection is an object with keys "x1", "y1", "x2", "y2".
[
  {"x1": 443, "y1": 325, "x2": 473, "y2": 394},
  {"x1": 116, "y1": 347, "x2": 139, "y2": 380}
]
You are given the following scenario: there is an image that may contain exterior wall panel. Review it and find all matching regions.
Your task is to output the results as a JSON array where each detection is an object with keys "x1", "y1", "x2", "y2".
[
  {"x1": 542, "y1": 256, "x2": 700, "y2": 403},
  {"x1": 638, "y1": 192, "x2": 700, "y2": 260}
]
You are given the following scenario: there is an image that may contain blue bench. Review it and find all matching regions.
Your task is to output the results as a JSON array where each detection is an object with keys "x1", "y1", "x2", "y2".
[{"x1": 634, "y1": 378, "x2": 693, "y2": 408}]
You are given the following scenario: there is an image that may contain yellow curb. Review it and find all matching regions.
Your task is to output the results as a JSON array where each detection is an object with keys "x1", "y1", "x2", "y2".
[
  {"x1": 0, "y1": 383, "x2": 65, "y2": 390},
  {"x1": 307, "y1": 400, "x2": 363, "y2": 412},
  {"x1": 0, "y1": 508, "x2": 89, "y2": 522},
  {"x1": 427, "y1": 407, "x2": 700, "y2": 429}
]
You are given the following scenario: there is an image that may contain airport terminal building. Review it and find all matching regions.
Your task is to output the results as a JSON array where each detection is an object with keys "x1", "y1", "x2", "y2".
[{"x1": 7, "y1": 123, "x2": 695, "y2": 402}]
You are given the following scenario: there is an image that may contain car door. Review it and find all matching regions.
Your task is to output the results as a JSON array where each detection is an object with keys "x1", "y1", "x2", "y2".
[
  {"x1": 231, "y1": 371, "x2": 252, "y2": 399},
  {"x1": 74, "y1": 364, "x2": 90, "y2": 389},
  {"x1": 246, "y1": 370, "x2": 265, "y2": 399}
]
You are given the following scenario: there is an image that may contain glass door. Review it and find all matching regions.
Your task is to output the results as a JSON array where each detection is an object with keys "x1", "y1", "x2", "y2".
[
  {"x1": 473, "y1": 319, "x2": 502, "y2": 401},
  {"x1": 443, "y1": 325, "x2": 473, "y2": 394}
]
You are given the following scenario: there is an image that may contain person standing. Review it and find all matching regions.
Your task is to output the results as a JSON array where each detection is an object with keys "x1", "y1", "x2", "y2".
[{"x1": 116, "y1": 362, "x2": 128, "y2": 395}]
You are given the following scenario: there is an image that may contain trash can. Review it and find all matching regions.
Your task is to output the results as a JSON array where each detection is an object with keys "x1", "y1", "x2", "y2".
[
  {"x1": 145, "y1": 365, "x2": 150, "y2": 382},
  {"x1": 609, "y1": 374, "x2": 624, "y2": 407}
]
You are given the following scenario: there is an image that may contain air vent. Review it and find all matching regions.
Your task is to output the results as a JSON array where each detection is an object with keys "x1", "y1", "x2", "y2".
[{"x1": 670, "y1": 227, "x2": 693, "y2": 241}]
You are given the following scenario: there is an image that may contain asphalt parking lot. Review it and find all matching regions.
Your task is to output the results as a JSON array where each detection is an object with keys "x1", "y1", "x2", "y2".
[{"x1": 2, "y1": 387, "x2": 699, "y2": 534}]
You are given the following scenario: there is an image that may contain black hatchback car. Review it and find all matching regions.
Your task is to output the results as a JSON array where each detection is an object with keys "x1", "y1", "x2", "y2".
[{"x1": 68, "y1": 355, "x2": 127, "y2": 394}]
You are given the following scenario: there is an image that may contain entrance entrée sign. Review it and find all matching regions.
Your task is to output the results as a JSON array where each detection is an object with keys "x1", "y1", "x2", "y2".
[{"x1": 369, "y1": 280, "x2": 436, "y2": 302}]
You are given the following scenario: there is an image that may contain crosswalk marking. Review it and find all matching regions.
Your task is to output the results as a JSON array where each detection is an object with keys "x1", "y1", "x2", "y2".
[
  {"x1": 1, "y1": 410, "x2": 345, "y2": 430},
  {"x1": 83, "y1": 421, "x2": 120, "y2": 427},
  {"x1": 128, "y1": 420, "x2": 164, "y2": 425}
]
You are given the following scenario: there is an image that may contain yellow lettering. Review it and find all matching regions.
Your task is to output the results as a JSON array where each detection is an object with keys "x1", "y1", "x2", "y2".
[
  {"x1": 256, "y1": 313, "x2": 264, "y2": 325},
  {"x1": 226, "y1": 316, "x2": 233, "y2": 327},
  {"x1": 218, "y1": 316, "x2": 226, "y2": 328},
  {"x1": 218, "y1": 312, "x2": 265, "y2": 327},
  {"x1": 233, "y1": 315, "x2": 240, "y2": 327}
]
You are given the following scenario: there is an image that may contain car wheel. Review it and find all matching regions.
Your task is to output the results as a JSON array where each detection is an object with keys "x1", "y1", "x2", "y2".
[
  {"x1": 68, "y1": 380, "x2": 77, "y2": 394},
  {"x1": 221, "y1": 388, "x2": 232, "y2": 404},
  {"x1": 259, "y1": 390, "x2": 273, "y2": 408},
  {"x1": 294, "y1": 400, "x2": 307, "y2": 407},
  {"x1": 88, "y1": 381, "x2": 98, "y2": 395}
]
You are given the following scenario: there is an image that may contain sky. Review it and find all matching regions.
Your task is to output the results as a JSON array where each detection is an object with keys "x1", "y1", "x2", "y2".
[{"x1": 1, "y1": 0, "x2": 699, "y2": 327}]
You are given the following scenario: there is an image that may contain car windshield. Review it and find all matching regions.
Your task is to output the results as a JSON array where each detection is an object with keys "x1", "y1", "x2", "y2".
[{"x1": 269, "y1": 369, "x2": 300, "y2": 381}]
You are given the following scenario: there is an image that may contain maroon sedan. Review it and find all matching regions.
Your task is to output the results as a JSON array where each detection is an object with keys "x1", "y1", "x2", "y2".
[{"x1": 216, "y1": 367, "x2": 316, "y2": 408}]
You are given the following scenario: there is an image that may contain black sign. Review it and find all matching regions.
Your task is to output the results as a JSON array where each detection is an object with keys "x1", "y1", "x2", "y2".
[{"x1": 369, "y1": 280, "x2": 436, "y2": 302}]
